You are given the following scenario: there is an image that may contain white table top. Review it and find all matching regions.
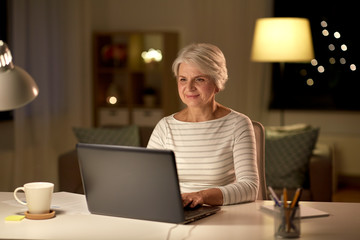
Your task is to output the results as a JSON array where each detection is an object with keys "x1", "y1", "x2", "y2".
[{"x1": 1, "y1": 192, "x2": 359, "y2": 240}]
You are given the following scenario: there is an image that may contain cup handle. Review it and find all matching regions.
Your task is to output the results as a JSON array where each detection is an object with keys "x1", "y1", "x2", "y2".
[{"x1": 14, "y1": 187, "x2": 27, "y2": 205}]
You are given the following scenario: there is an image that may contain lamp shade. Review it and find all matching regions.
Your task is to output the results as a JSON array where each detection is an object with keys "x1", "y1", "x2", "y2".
[
  {"x1": 251, "y1": 17, "x2": 314, "y2": 62},
  {"x1": 0, "y1": 40, "x2": 39, "y2": 111}
]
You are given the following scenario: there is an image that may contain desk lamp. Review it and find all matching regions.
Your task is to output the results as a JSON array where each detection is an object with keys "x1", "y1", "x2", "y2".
[
  {"x1": 251, "y1": 17, "x2": 314, "y2": 125},
  {"x1": 0, "y1": 40, "x2": 39, "y2": 111}
]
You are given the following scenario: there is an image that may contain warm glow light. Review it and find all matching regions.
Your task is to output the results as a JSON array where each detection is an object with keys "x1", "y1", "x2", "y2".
[
  {"x1": 329, "y1": 57, "x2": 336, "y2": 64},
  {"x1": 341, "y1": 44, "x2": 347, "y2": 51},
  {"x1": 334, "y1": 32, "x2": 341, "y2": 39},
  {"x1": 0, "y1": 55, "x2": 5, "y2": 66},
  {"x1": 340, "y1": 58, "x2": 346, "y2": 64},
  {"x1": 311, "y1": 59, "x2": 318, "y2": 66},
  {"x1": 321, "y1": 21, "x2": 328, "y2": 28},
  {"x1": 107, "y1": 96, "x2": 118, "y2": 105},
  {"x1": 33, "y1": 87, "x2": 39, "y2": 96},
  {"x1": 322, "y1": 29, "x2": 329, "y2": 36},
  {"x1": 318, "y1": 66, "x2": 325, "y2": 73},
  {"x1": 0, "y1": 44, "x2": 12, "y2": 67},
  {"x1": 306, "y1": 78, "x2": 314, "y2": 86},
  {"x1": 350, "y1": 64, "x2": 356, "y2": 71},
  {"x1": 328, "y1": 44, "x2": 335, "y2": 51},
  {"x1": 141, "y1": 48, "x2": 162, "y2": 63},
  {"x1": 251, "y1": 18, "x2": 314, "y2": 62}
]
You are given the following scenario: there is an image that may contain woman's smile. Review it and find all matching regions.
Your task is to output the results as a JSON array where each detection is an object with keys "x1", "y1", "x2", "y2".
[{"x1": 177, "y1": 63, "x2": 218, "y2": 108}]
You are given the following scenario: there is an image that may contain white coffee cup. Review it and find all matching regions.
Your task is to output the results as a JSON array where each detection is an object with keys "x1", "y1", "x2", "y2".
[{"x1": 14, "y1": 182, "x2": 54, "y2": 214}]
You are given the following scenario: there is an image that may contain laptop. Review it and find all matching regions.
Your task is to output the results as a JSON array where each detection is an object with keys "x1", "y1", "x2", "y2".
[{"x1": 76, "y1": 143, "x2": 221, "y2": 224}]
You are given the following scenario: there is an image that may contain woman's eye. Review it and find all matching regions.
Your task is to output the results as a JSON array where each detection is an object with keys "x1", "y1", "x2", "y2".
[
  {"x1": 196, "y1": 78, "x2": 205, "y2": 82},
  {"x1": 179, "y1": 78, "x2": 186, "y2": 82}
]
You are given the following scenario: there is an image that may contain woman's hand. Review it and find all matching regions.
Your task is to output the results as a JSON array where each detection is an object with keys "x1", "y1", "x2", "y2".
[
  {"x1": 181, "y1": 188, "x2": 223, "y2": 208},
  {"x1": 182, "y1": 192, "x2": 204, "y2": 208}
]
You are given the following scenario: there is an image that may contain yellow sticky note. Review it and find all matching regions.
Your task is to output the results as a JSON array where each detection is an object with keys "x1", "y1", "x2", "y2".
[{"x1": 5, "y1": 215, "x2": 25, "y2": 221}]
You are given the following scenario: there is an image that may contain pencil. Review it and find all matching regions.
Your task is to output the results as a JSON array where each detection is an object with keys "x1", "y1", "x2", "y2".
[
  {"x1": 283, "y1": 188, "x2": 288, "y2": 208},
  {"x1": 290, "y1": 188, "x2": 302, "y2": 208},
  {"x1": 283, "y1": 188, "x2": 290, "y2": 232}
]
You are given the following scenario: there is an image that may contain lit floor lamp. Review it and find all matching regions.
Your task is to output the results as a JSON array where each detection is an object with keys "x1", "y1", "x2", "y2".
[
  {"x1": 251, "y1": 17, "x2": 314, "y2": 126},
  {"x1": 0, "y1": 40, "x2": 39, "y2": 111}
]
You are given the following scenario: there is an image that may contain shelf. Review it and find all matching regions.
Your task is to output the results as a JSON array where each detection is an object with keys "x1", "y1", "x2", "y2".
[{"x1": 92, "y1": 31, "x2": 179, "y2": 127}]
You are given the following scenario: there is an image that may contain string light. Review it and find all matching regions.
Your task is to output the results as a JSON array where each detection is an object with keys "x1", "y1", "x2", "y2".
[
  {"x1": 350, "y1": 64, "x2": 356, "y2": 71},
  {"x1": 306, "y1": 78, "x2": 314, "y2": 86},
  {"x1": 311, "y1": 59, "x2": 318, "y2": 66},
  {"x1": 317, "y1": 66, "x2": 325, "y2": 73}
]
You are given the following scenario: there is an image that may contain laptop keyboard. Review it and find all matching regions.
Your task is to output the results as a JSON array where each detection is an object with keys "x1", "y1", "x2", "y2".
[{"x1": 184, "y1": 206, "x2": 219, "y2": 221}]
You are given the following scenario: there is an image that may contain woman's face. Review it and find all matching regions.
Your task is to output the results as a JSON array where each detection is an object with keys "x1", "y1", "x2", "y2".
[{"x1": 177, "y1": 62, "x2": 219, "y2": 108}]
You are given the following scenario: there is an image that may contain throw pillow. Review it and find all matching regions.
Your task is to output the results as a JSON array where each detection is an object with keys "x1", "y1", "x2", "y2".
[
  {"x1": 73, "y1": 125, "x2": 140, "y2": 147},
  {"x1": 265, "y1": 125, "x2": 319, "y2": 189}
]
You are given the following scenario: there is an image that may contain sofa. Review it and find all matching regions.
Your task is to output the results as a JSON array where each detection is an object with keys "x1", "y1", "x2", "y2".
[
  {"x1": 58, "y1": 126, "x2": 153, "y2": 194},
  {"x1": 58, "y1": 125, "x2": 334, "y2": 201},
  {"x1": 271, "y1": 142, "x2": 333, "y2": 201}
]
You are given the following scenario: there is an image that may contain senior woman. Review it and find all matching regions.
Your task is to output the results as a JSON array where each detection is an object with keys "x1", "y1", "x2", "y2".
[{"x1": 147, "y1": 43, "x2": 259, "y2": 208}]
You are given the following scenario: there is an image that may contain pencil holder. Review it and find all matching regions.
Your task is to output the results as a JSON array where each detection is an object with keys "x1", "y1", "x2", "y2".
[{"x1": 274, "y1": 205, "x2": 300, "y2": 238}]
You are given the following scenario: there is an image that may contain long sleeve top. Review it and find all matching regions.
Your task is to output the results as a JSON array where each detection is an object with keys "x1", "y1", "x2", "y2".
[{"x1": 147, "y1": 109, "x2": 259, "y2": 205}]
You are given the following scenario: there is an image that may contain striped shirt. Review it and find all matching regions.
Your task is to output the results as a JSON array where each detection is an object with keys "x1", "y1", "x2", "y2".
[{"x1": 147, "y1": 109, "x2": 259, "y2": 205}]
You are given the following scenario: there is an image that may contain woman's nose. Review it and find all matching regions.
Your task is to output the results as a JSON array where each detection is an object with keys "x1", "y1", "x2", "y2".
[{"x1": 187, "y1": 80, "x2": 196, "y2": 90}]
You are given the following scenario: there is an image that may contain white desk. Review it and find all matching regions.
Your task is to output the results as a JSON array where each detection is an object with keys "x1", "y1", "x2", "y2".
[{"x1": 1, "y1": 192, "x2": 359, "y2": 240}]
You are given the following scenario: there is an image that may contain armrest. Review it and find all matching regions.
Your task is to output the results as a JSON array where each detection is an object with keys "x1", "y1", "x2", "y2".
[
  {"x1": 138, "y1": 126, "x2": 154, "y2": 147},
  {"x1": 309, "y1": 143, "x2": 333, "y2": 201}
]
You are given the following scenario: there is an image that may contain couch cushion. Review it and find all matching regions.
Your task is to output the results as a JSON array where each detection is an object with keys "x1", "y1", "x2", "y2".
[
  {"x1": 265, "y1": 125, "x2": 319, "y2": 189},
  {"x1": 73, "y1": 125, "x2": 140, "y2": 146}
]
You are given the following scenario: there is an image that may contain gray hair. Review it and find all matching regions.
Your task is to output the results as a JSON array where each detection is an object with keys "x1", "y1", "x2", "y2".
[{"x1": 172, "y1": 43, "x2": 228, "y2": 91}]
